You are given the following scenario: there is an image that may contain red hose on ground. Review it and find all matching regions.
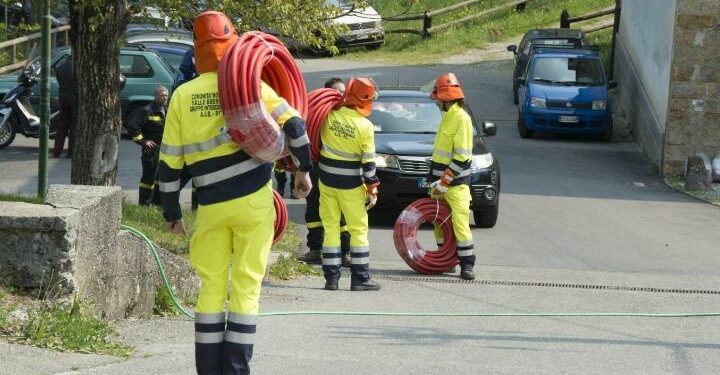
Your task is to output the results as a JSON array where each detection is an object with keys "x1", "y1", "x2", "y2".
[
  {"x1": 273, "y1": 190, "x2": 288, "y2": 244},
  {"x1": 393, "y1": 198, "x2": 458, "y2": 274},
  {"x1": 306, "y1": 88, "x2": 343, "y2": 162},
  {"x1": 218, "y1": 31, "x2": 308, "y2": 164}
]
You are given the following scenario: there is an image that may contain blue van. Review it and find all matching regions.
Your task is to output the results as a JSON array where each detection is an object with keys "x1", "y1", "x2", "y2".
[{"x1": 516, "y1": 47, "x2": 614, "y2": 141}]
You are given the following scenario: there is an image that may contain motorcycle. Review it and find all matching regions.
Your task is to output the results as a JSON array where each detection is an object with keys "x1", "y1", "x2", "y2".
[{"x1": 0, "y1": 44, "x2": 57, "y2": 149}]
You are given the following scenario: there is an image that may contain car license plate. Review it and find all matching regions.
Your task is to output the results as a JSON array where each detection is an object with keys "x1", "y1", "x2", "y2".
[
  {"x1": 559, "y1": 115, "x2": 579, "y2": 123},
  {"x1": 417, "y1": 178, "x2": 428, "y2": 188}
]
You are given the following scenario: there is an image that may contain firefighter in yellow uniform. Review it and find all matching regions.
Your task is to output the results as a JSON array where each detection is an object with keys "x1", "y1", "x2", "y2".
[
  {"x1": 428, "y1": 73, "x2": 476, "y2": 280},
  {"x1": 318, "y1": 78, "x2": 381, "y2": 291},
  {"x1": 159, "y1": 11, "x2": 313, "y2": 375}
]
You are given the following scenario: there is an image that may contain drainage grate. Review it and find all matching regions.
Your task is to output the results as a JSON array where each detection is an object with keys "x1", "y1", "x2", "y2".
[{"x1": 372, "y1": 275, "x2": 720, "y2": 295}]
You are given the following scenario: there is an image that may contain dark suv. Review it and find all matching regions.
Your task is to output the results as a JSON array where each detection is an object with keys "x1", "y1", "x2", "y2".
[
  {"x1": 371, "y1": 89, "x2": 500, "y2": 228},
  {"x1": 507, "y1": 28, "x2": 588, "y2": 104}
]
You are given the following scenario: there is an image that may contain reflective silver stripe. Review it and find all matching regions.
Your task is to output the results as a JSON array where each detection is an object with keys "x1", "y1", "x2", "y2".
[
  {"x1": 457, "y1": 240, "x2": 474, "y2": 248},
  {"x1": 454, "y1": 147, "x2": 472, "y2": 157},
  {"x1": 271, "y1": 102, "x2": 290, "y2": 121},
  {"x1": 225, "y1": 331, "x2": 255, "y2": 345},
  {"x1": 437, "y1": 169, "x2": 470, "y2": 178},
  {"x1": 319, "y1": 163, "x2": 362, "y2": 176},
  {"x1": 183, "y1": 133, "x2": 232, "y2": 154},
  {"x1": 160, "y1": 143, "x2": 184, "y2": 157},
  {"x1": 323, "y1": 258, "x2": 341, "y2": 266},
  {"x1": 289, "y1": 133, "x2": 310, "y2": 148},
  {"x1": 457, "y1": 249, "x2": 474, "y2": 257},
  {"x1": 227, "y1": 313, "x2": 257, "y2": 325},
  {"x1": 434, "y1": 149, "x2": 454, "y2": 159},
  {"x1": 196, "y1": 331, "x2": 224, "y2": 344},
  {"x1": 350, "y1": 246, "x2": 369, "y2": 254},
  {"x1": 195, "y1": 312, "x2": 225, "y2": 324},
  {"x1": 361, "y1": 152, "x2": 376, "y2": 160},
  {"x1": 322, "y1": 247, "x2": 340, "y2": 254},
  {"x1": 432, "y1": 170, "x2": 444, "y2": 177},
  {"x1": 363, "y1": 169, "x2": 377, "y2": 178},
  {"x1": 323, "y1": 144, "x2": 360, "y2": 159},
  {"x1": 159, "y1": 179, "x2": 181, "y2": 193},
  {"x1": 351, "y1": 257, "x2": 369, "y2": 265},
  {"x1": 449, "y1": 163, "x2": 463, "y2": 173},
  {"x1": 457, "y1": 169, "x2": 471, "y2": 177},
  {"x1": 193, "y1": 158, "x2": 265, "y2": 187}
]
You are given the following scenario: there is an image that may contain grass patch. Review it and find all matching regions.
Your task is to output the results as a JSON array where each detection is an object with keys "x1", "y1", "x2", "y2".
[
  {"x1": 344, "y1": 0, "x2": 614, "y2": 64},
  {"x1": 121, "y1": 202, "x2": 196, "y2": 255},
  {"x1": 1, "y1": 298, "x2": 134, "y2": 357},
  {"x1": 666, "y1": 176, "x2": 720, "y2": 206},
  {"x1": 586, "y1": 27, "x2": 613, "y2": 74},
  {"x1": 269, "y1": 254, "x2": 321, "y2": 280},
  {"x1": 153, "y1": 285, "x2": 179, "y2": 317},
  {"x1": 0, "y1": 193, "x2": 44, "y2": 204}
]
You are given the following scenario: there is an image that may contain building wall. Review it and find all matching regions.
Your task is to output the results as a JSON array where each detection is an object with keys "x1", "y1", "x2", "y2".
[
  {"x1": 664, "y1": 0, "x2": 720, "y2": 175},
  {"x1": 614, "y1": 0, "x2": 678, "y2": 168}
]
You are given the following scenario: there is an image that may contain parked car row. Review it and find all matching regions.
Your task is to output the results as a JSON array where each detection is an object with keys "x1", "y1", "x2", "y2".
[{"x1": 507, "y1": 28, "x2": 615, "y2": 141}]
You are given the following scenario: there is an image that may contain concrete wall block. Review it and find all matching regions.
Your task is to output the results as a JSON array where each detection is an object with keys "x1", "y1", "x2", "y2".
[
  {"x1": 671, "y1": 65, "x2": 695, "y2": 81},
  {"x1": 670, "y1": 82, "x2": 710, "y2": 99},
  {"x1": 677, "y1": 0, "x2": 720, "y2": 16},
  {"x1": 676, "y1": 14, "x2": 718, "y2": 29}
]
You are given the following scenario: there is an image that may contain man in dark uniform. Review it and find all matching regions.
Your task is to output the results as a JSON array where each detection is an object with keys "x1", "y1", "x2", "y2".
[
  {"x1": 52, "y1": 54, "x2": 75, "y2": 158},
  {"x1": 127, "y1": 85, "x2": 169, "y2": 205}
]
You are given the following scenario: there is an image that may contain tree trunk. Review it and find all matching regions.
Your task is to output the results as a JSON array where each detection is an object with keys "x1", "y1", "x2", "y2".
[{"x1": 68, "y1": 1, "x2": 129, "y2": 185}]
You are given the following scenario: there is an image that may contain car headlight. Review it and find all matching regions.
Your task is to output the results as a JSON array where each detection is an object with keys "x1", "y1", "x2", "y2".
[
  {"x1": 374, "y1": 154, "x2": 399, "y2": 169},
  {"x1": 592, "y1": 100, "x2": 607, "y2": 110},
  {"x1": 471, "y1": 153, "x2": 493, "y2": 169},
  {"x1": 530, "y1": 97, "x2": 546, "y2": 108}
]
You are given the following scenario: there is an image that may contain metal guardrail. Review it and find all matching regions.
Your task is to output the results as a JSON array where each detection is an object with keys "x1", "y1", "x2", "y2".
[
  {"x1": 0, "y1": 25, "x2": 70, "y2": 75},
  {"x1": 384, "y1": 0, "x2": 532, "y2": 39}
]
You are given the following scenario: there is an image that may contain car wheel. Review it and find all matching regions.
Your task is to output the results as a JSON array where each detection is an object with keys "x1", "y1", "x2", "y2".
[
  {"x1": 517, "y1": 112, "x2": 534, "y2": 139},
  {"x1": 599, "y1": 115, "x2": 613, "y2": 142},
  {"x1": 0, "y1": 114, "x2": 16, "y2": 149},
  {"x1": 473, "y1": 200, "x2": 499, "y2": 228}
]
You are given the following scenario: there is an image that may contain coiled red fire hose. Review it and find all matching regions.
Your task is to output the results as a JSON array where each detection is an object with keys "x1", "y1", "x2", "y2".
[
  {"x1": 218, "y1": 31, "x2": 308, "y2": 164},
  {"x1": 394, "y1": 198, "x2": 458, "y2": 273},
  {"x1": 306, "y1": 88, "x2": 343, "y2": 162},
  {"x1": 273, "y1": 190, "x2": 288, "y2": 244}
]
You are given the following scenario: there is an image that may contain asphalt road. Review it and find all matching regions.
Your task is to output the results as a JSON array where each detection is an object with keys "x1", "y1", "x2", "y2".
[{"x1": 1, "y1": 57, "x2": 720, "y2": 374}]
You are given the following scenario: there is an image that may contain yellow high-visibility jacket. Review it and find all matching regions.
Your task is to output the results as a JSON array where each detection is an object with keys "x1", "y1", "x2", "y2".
[
  {"x1": 430, "y1": 103, "x2": 473, "y2": 185},
  {"x1": 318, "y1": 106, "x2": 378, "y2": 189},
  {"x1": 158, "y1": 72, "x2": 312, "y2": 221}
]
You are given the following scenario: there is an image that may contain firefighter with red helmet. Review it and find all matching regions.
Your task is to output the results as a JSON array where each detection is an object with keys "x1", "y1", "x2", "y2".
[
  {"x1": 159, "y1": 11, "x2": 313, "y2": 374},
  {"x1": 318, "y1": 77, "x2": 381, "y2": 291},
  {"x1": 429, "y1": 73, "x2": 476, "y2": 280}
]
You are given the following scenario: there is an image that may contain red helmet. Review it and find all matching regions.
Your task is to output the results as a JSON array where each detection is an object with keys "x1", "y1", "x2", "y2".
[
  {"x1": 193, "y1": 11, "x2": 238, "y2": 73},
  {"x1": 430, "y1": 73, "x2": 464, "y2": 101},
  {"x1": 343, "y1": 77, "x2": 377, "y2": 117}
]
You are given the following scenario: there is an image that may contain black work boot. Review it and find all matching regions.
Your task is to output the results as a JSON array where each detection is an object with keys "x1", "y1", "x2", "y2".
[
  {"x1": 460, "y1": 264, "x2": 475, "y2": 280},
  {"x1": 324, "y1": 279, "x2": 339, "y2": 291},
  {"x1": 350, "y1": 278, "x2": 381, "y2": 291}
]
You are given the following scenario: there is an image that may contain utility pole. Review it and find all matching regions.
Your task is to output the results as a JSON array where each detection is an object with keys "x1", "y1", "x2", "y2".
[{"x1": 38, "y1": 0, "x2": 50, "y2": 198}]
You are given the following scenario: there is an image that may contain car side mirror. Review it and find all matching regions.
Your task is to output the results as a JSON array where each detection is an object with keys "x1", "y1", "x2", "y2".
[
  {"x1": 608, "y1": 80, "x2": 617, "y2": 89},
  {"x1": 506, "y1": 45, "x2": 517, "y2": 54},
  {"x1": 515, "y1": 77, "x2": 526, "y2": 86},
  {"x1": 482, "y1": 121, "x2": 497, "y2": 136}
]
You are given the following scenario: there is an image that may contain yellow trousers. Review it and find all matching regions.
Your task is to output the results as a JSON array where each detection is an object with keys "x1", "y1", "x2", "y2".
[{"x1": 434, "y1": 184, "x2": 475, "y2": 265}]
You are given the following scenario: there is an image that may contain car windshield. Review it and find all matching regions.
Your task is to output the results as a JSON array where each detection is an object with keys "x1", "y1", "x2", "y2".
[
  {"x1": 370, "y1": 97, "x2": 443, "y2": 134},
  {"x1": 530, "y1": 57, "x2": 604, "y2": 86}
]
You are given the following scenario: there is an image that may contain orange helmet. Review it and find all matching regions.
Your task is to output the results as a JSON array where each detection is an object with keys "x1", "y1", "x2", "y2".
[
  {"x1": 193, "y1": 11, "x2": 238, "y2": 73},
  {"x1": 430, "y1": 73, "x2": 464, "y2": 102},
  {"x1": 343, "y1": 77, "x2": 377, "y2": 117}
]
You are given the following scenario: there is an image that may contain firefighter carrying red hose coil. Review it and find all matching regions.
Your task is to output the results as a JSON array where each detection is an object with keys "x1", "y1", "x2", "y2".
[{"x1": 159, "y1": 11, "x2": 312, "y2": 375}]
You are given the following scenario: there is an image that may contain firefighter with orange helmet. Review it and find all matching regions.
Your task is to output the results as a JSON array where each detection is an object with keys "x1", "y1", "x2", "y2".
[
  {"x1": 159, "y1": 11, "x2": 313, "y2": 374},
  {"x1": 318, "y1": 77, "x2": 381, "y2": 291},
  {"x1": 429, "y1": 73, "x2": 476, "y2": 280}
]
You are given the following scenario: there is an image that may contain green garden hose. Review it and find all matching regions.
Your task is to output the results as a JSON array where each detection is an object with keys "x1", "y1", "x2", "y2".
[{"x1": 122, "y1": 225, "x2": 720, "y2": 321}]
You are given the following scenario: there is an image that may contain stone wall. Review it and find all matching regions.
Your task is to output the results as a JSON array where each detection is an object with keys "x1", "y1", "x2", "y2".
[
  {"x1": 0, "y1": 185, "x2": 198, "y2": 320},
  {"x1": 664, "y1": 0, "x2": 720, "y2": 175}
]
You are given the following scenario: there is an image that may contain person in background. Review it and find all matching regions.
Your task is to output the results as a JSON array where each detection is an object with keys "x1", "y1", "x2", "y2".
[{"x1": 52, "y1": 54, "x2": 75, "y2": 158}]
